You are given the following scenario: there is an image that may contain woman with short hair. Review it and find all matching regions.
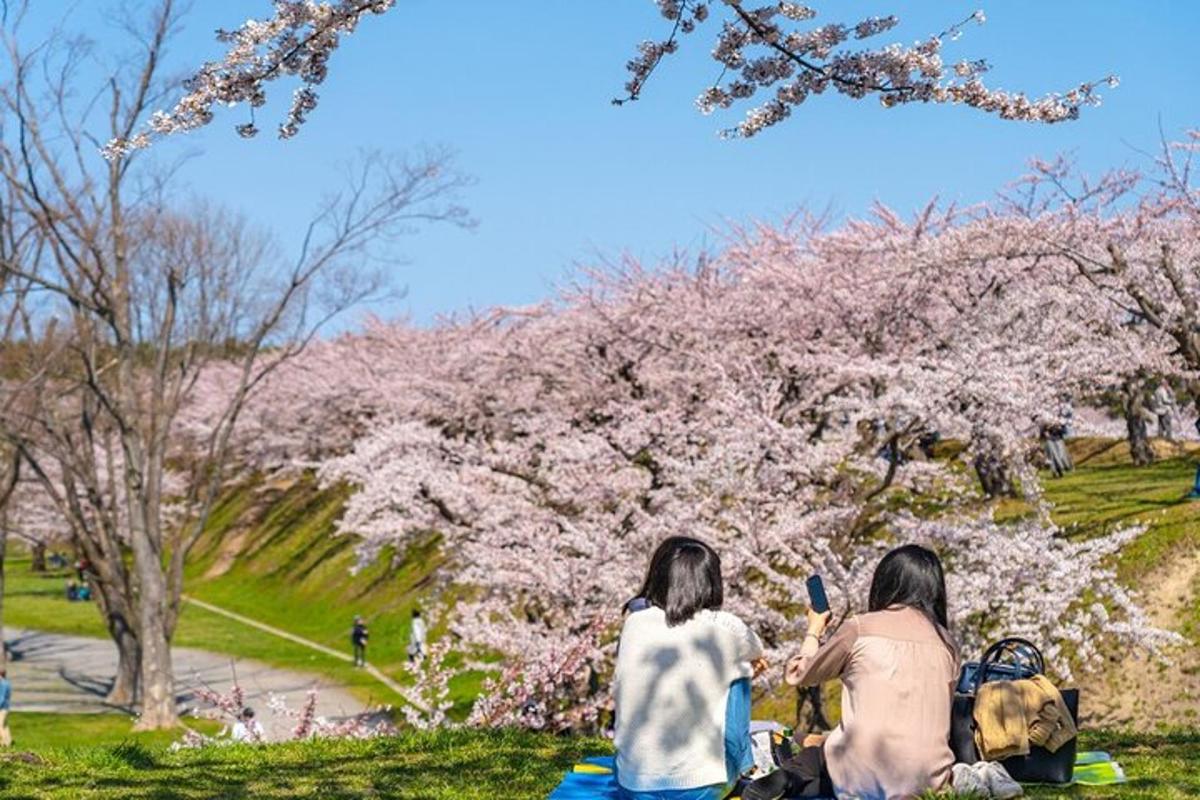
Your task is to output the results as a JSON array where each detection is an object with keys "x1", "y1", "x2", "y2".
[{"x1": 613, "y1": 536, "x2": 764, "y2": 800}]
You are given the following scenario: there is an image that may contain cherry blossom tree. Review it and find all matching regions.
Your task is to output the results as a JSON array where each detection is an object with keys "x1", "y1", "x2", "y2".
[
  {"x1": 217, "y1": 197, "x2": 1174, "y2": 733},
  {"x1": 1002, "y1": 131, "x2": 1200, "y2": 461}
]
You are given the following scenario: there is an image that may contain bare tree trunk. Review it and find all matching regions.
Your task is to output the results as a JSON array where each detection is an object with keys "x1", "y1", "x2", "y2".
[
  {"x1": 30, "y1": 541, "x2": 46, "y2": 572},
  {"x1": 94, "y1": 582, "x2": 137, "y2": 705},
  {"x1": 107, "y1": 623, "x2": 140, "y2": 708},
  {"x1": 131, "y1": 534, "x2": 176, "y2": 728}
]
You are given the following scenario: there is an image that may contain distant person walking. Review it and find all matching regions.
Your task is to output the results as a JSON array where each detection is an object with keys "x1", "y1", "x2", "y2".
[
  {"x1": 351, "y1": 616, "x2": 369, "y2": 667},
  {"x1": 0, "y1": 668, "x2": 12, "y2": 747},
  {"x1": 1039, "y1": 421, "x2": 1073, "y2": 477},
  {"x1": 407, "y1": 609, "x2": 427, "y2": 663}
]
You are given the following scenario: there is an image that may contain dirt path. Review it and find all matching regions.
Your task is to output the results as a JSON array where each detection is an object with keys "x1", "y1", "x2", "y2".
[
  {"x1": 1082, "y1": 546, "x2": 1200, "y2": 729},
  {"x1": 3, "y1": 627, "x2": 366, "y2": 742}
]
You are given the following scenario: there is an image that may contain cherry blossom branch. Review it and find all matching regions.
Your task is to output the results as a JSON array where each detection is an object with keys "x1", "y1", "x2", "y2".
[{"x1": 626, "y1": 2, "x2": 1119, "y2": 137}]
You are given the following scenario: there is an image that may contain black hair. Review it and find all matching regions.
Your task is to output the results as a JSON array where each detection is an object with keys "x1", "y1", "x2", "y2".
[
  {"x1": 241, "y1": 707, "x2": 255, "y2": 720},
  {"x1": 635, "y1": 536, "x2": 724, "y2": 626},
  {"x1": 412, "y1": 609, "x2": 421, "y2": 618},
  {"x1": 868, "y1": 544, "x2": 949, "y2": 630}
]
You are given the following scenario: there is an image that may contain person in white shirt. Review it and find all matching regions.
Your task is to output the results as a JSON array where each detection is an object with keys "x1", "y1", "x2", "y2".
[
  {"x1": 613, "y1": 536, "x2": 765, "y2": 799},
  {"x1": 408, "y1": 609, "x2": 428, "y2": 663},
  {"x1": 231, "y1": 707, "x2": 264, "y2": 743},
  {"x1": 1152, "y1": 380, "x2": 1176, "y2": 441}
]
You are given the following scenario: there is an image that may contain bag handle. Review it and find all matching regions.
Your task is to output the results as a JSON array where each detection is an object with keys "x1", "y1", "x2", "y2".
[{"x1": 972, "y1": 637, "x2": 1044, "y2": 693}]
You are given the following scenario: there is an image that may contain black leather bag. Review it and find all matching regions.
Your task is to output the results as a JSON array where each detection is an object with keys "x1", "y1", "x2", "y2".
[{"x1": 950, "y1": 638, "x2": 1078, "y2": 784}]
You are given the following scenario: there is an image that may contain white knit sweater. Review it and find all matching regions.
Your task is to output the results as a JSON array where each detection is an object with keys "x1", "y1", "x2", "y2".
[{"x1": 613, "y1": 607, "x2": 763, "y2": 791}]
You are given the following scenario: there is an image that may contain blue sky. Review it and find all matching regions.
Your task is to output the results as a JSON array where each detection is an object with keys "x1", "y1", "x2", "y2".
[{"x1": 23, "y1": 1, "x2": 1200, "y2": 323}]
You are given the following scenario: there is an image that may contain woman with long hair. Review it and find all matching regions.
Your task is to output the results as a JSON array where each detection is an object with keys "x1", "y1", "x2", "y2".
[{"x1": 744, "y1": 544, "x2": 958, "y2": 800}]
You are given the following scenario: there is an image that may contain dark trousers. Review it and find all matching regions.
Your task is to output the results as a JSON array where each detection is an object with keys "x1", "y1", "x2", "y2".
[
  {"x1": 353, "y1": 641, "x2": 366, "y2": 666},
  {"x1": 743, "y1": 743, "x2": 833, "y2": 800},
  {"x1": 777, "y1": 745, "x2": 834, "y2": 799}
]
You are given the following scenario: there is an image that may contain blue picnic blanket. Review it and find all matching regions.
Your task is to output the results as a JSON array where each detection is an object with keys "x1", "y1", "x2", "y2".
[
  {"x1": 548, "y1": 751, "x2": 1127, "y2": 798},
  {"x1": 547, "y1": 757, "x2": 619, "y2": 799}
]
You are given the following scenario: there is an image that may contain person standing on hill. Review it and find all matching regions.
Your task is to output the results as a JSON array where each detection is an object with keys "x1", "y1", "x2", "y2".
[
  {"x1": 351, "y1": 616, "x2": 369, "y2": 667},
  {"x1": 408, "y1": 609, "x2": 428, "y2": 663},
  {"x1": 1151, "y1": 380, "x2": 1176, "y2": 441},
  {"x1": 0, "y1": 668, "x2": 12, "y2": 747},
  {"x1": 1189, "y1": 416, "x2": 1200, "y2": 500}
]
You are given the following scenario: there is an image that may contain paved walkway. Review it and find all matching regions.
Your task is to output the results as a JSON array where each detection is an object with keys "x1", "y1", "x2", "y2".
[{"x1": 3, "y1": 627, "x2": 366, "y2": 741}]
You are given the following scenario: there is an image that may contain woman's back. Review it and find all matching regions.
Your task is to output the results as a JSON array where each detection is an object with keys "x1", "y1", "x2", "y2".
[
  {"x1": 788, "y1": 605, "x2": 957, "y2": 800},
  {"x1": 614, "y1": 606, "x2": 761, "y2": 792}
]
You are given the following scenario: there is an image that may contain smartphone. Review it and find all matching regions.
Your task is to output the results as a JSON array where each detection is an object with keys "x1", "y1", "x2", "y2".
[{"x1": 805, "y1": 575, "x2": 830, "y2": 614}]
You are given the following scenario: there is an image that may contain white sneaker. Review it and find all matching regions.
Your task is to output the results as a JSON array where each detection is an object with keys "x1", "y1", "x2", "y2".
[
  {"x1": 951, "y1": 763, "x2": 989, "y2": 797},
  {"x1": 979, "y1": 761, "x2": 1023, "y2": 799}
]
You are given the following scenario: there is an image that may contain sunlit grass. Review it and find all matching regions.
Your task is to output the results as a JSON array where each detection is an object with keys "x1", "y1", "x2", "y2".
[{"x1": 0, "y1": 728, "x2": 1191, "y2": 799}]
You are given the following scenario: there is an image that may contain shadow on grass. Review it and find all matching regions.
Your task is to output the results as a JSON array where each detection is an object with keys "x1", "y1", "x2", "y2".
[{"x1": 0, "y1": 730, "x2": 612, "y2": 799}]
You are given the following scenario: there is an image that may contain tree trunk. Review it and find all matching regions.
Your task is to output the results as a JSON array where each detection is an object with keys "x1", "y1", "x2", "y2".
[
  {"x1": 105, "y1": 615, "x2": 140, "y2": 708},
  {"x1": 30, "y1": 541, "x2": 46, "y2": 572},
  {"x1": 973, "y1": 452, "x2": 1016, "y2": 498},
  {"x1": 1124, "y1": 385, "x2": 1156, "y2": 467},
  {"x1": 134, "y1": 620, "x2": 175, "y2": 729},
  {"x1": 131, "y1": 538, "x2": 177, "y2": 729}
]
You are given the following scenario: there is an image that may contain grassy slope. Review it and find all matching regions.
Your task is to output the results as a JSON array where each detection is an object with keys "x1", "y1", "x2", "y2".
[
  {"x1": 1048, "y1": 442, "x2": 1200, "y2": 549},
  {"x1": 1041, "y1": 440, "x2": 1200, "y2": 638},
  {"x1": 181, "y1": 475, "x2": 483, "y2": 709},
  {"x1": 0, "y1": 730, "x2": 1193, "y2": 799},
  {"x1": 3, "y1": 713, "x2": 220, "y2": 753},
  {"x1": 184, "y1": 477, "x2": 442, "y2": 677},
  {"x1": 4, "y1": 473, "x2": 479, "y2": 709}
]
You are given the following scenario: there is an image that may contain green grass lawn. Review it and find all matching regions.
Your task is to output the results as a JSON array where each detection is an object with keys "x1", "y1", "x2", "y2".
[
  {"x1": 3, "y1": 559, "x2": 414, "y2": 707},
  {"x1": 0, "y1": 729, "x2": 1192, "y2": 799},
  {"x1": 4, "y1": 712, "x2": 221, "y2": 752}
]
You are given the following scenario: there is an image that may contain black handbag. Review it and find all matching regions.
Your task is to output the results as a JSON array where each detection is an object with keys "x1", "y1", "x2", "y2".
[{"x1": 950, "y1": 637, "x2": 1079, "y2": 785}]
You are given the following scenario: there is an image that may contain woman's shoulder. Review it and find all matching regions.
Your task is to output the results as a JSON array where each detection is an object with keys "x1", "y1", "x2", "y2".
[
  {"x1": 855, "y1": 606, "x2": 954, "y2": 649},
  {"x1": 623, "y1": 607, "x2": 754, "y2": 641},
  {"x1": 695, "y1": 608, "x2": 753, "y2": 635}
]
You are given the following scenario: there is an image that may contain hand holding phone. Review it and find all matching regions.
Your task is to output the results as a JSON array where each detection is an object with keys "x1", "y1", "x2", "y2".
[
  {"x1": 805, "y1": 575, "x2": 830, "y2": 613},
  {"x1": 805, "y1": 575, "x2": 832, "y2": 640}
]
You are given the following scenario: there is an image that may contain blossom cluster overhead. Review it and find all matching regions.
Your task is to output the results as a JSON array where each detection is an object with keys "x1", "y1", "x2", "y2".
[
  {"x1": 104, "y1": 0, "x2": 397, "y2": 157},
  {"x1": 621, "y1": 2, "x2": 1116, "y2": 137},
  {"x1": 105, "y1": 1, "x2": 1115, "y2": 156}
]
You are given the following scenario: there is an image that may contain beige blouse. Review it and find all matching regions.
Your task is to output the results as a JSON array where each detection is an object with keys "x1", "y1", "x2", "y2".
[{"x1": 785, "y1": 605, "x2": 959, "y2": 800}]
